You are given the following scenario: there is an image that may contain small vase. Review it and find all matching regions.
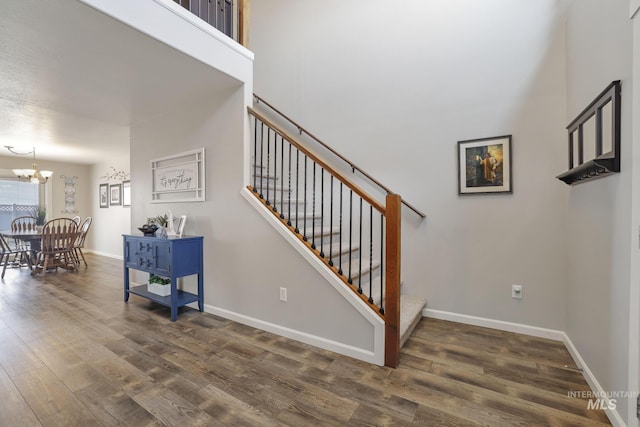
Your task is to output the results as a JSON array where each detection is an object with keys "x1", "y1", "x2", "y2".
[{"x1": 36, "y1": 225, "x2": 43, "y2": 232}]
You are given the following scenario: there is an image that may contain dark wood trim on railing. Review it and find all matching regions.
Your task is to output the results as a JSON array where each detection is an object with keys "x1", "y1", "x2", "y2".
[
  {"x1": 248, "y1": 107, "x2": 386, "y2": 215},
  {"x1": 253, "y1": 94, "x2": 426, "y2": 219},
  {"x1": 384, "y1": 194, "x2": 401, "y2": 368}
]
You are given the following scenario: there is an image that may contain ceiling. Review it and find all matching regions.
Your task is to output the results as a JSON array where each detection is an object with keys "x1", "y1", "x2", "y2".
[{"x1": 0, "y1": 0, "x2": 240, "y2": 164}]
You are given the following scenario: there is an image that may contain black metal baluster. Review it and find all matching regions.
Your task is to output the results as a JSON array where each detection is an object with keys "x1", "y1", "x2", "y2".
[
  {"x1": 287, "y1": 143, "x2": 292, "y2": 226},
  {"x1": 368, "y1": 205, "x2": 373, "y2": 303},
  {"x1": 319, "y1": 168, "x2": 325, "y2": 258},
  {"x1": 358, "y1": 197, "x2": 363, "y2": 294},
  {"x1": 338, "y1": 182, "x2": 343, "y2": 275},
  {"x1": 328, "y1": 175, "x2": 334, "y2": 266},
  {"x1": 272, "y1": 131, "x2": 277, "y2": 212},
  {"x1": 259, "y1": 122, "x2": 264, "y2": 199},
  {"x1": 295, "y1": 150, "x2": 299, "y2": 234},
  {"x1": 266, "y1": 128, "x2": 271, "y2": 205},
  {"x1": 252, "y1": 117, "x2": 257, "y2": 192},
  {"x1": 380, "y1": 214, "x2": 384, "y2": 314},
  {"x1": 280, "y1": 135, "x2": 285, "y2": 218},
  {"x1": 311, "y1": 162, "x2": 316, "y2": 249},
  {"x1": 348, "y1": 189, "x2": 353, "y2": 284},
  {"x1": 303, "y1": 155, "x2": 308, "y2": 241}
]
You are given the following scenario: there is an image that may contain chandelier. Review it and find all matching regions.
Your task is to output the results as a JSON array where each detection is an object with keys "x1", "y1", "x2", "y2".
[{"x1": 5, "y1": 146, "x2": 53, "y2": 184}]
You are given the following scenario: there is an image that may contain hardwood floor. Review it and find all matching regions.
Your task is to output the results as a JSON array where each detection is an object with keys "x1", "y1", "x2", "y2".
[{"x1": 0, "y1": 253, "x2": 610, "y2": 426}]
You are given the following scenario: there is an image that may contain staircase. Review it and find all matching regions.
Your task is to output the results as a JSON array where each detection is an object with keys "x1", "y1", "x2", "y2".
[{"x1": 246, "y1": 95, "x2": 426, "y2": 367}]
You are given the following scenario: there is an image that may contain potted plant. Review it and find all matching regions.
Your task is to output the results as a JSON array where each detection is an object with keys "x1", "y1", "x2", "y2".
[
  {"x1": 33, "y1": 207, "x2": 46, "y2": 231},
  {"x1": 148, "y1": 274, "x2": 171, "y2": 296}
]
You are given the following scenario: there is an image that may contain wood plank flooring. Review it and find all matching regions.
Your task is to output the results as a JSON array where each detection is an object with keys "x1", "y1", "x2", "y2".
[{"x1": 0, "y1": 253, "x2": 610, "y2": 426}]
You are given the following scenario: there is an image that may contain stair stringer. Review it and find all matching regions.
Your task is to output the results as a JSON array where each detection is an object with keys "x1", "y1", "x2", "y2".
[{"x1": 241, "y1": 187, "x2": 385, "y2": 366}]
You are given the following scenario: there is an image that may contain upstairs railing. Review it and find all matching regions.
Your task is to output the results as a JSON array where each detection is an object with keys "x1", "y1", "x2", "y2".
[
  {"x1": 247, "y1": 101, "x2": 406, "y2": 367},
  {"x1": 172, "y1": 0, "x2": 249, "y2": 46}
]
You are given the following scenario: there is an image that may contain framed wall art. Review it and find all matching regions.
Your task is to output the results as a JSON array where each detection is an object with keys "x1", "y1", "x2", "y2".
[
  {"x1": 99, "y1": 183, "x2": 109, "y2": 208},
  {"x1": 151, "y1": 148, "x2": 205, "y2": 203},
  {"x1": 122, "y1": 180, "x2": 131, "y2": 207},
  {"x1": 110, "y1": 183, "x2": 122, "y2": 206},
  {"x1": 458, "y1": 135, "x2": 512, "y2": 195}
]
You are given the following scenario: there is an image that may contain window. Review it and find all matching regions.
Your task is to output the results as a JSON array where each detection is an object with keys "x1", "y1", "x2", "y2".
[{"x1": 0, "y1": 172, "x2": 41, "y2": 230}]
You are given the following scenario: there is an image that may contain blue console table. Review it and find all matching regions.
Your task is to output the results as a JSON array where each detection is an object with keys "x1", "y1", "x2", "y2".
[{"x1": 123, "y1": 234, "x2": 204, "y2": 321}]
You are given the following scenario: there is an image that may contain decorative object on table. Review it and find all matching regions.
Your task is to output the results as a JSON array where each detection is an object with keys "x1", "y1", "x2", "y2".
[
  {"x1": 32, "y1": 207, "x2": 47, "y2": 232},
  {"x1": 457, "y1": 135, "x2": 512, "y2": 195},
  {"x1": 60, "y1": 175, "x2": 79, "y2": 214},
  {"x1": 151, "y1": 148, "x2": 205, "y2": 203},
  {"x1": 4, "y1": 146, "x2": 53, "y2": 184},
  {"x1": 148, "y1": 214, "x2": 168, "y2": 228},
  {"x1": 147, "y1": 274, "x2": 171, "y2": 296},
  {"x1": 99, "y1": 183, "x2": 109, "y2": 208},
  {"x1": 137, "y1": 224, "x2": 158, "y2": 237},
  {"x1": 175, "y1": 215, "x2": 187, "y2": 238},
  {"x1": 122, "y1": 180, "x2": 131, "y2": 207},
  {"x1": 110, "y1": 183, "x2": 122, "y2": 206}
]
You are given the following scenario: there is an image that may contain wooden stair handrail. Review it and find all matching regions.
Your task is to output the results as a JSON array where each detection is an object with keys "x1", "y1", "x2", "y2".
[
  {"x1": 249, "y1": 106, "x2": 386, "y2": 215},
  {"x1": 253, "y1": 94, "x2": 426, "y2": 219}
]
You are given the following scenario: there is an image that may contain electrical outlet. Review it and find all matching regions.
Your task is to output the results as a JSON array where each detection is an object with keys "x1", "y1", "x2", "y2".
[
  {"x1": 279, "y1": 287, "x2": 287, "y2": 302},
  {"x1": 512, "y1": 285, "x2": 523, "y2": 299}
]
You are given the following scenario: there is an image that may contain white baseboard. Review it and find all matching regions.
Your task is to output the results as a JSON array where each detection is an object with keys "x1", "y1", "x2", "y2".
[
  {"x1": 563, "y1": 334, "x2": 626, "y2": 427},
  {"x1": 424, "y1": 308, "x2": 565, "y2": 341},
  {"x1": 424, "y1": 308, "x2": 624, "y2": 426},
  {"x1": 204, "y1": 303, "x2": 383, "y2": 366},
  {"x1": 85, "y1": 249, "x2": 123, "y2": 260}
]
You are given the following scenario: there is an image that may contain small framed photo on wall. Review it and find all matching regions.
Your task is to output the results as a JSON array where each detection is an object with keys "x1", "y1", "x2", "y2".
[
  {"x1": 122, "y1": 180, "x2": 131, "y2": 207},
  {"x1": 99, "y1": 183, "x2": 109, "y2": 208},
  {"x1": 457, "y1": 135, "x2": 512, "y2": 195},
  {"x1": 110, "y1": 183, "x2": 122, "y2": 206}
]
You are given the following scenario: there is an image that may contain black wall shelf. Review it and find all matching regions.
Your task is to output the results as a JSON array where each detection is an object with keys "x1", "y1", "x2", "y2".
[{"x1": 557, "y1": 80, "x2": 621, "y2": 186}]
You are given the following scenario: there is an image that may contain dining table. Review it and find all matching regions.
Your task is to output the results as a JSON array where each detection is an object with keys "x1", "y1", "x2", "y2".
[{"x1": 0, "y1": 229, "x2": 42, "y2": 267}]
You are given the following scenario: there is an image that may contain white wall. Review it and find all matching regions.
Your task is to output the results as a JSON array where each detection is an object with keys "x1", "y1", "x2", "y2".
[
  {"x1": 565, "y1": 0, "x2": 634, "y2": 424},
  {"x1": 88, "y1": 154, "x2": 131, "y2": 258},
  {"x1": 0, "y1": 155, "x2": 91, "y2": 221},
  {"x1": 129, "y1": 85, "x2": 378, "y2": 355},
  {"x1": 251, "y1": 0, "x2": 569, "y2": 330}
]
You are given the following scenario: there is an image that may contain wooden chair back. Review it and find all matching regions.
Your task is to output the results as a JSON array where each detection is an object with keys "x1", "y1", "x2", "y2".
[
  {"x1": 11, "y1": 216, "x2": 38, "y2": 233},
  {"x1": 41, "y1": 218, "x2": 78, "y2": 255},
  {"x1": 75, "y1": 217, "x2": 92, "y2": 248}
]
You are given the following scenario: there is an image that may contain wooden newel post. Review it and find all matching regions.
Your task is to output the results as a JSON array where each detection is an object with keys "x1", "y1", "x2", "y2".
[
  {"x1": 384, "y1": 193, "x2": 401, "y2": 368},
  {"x1": 238, "y1": 0, "x2": 250, "y2": 48}
]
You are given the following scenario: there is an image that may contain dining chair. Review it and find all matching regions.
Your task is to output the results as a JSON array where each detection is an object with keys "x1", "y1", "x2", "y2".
[
  {"x1": 9, "y1": 216, "x2": 38, "y2": 252},
  {"x1": 0, "y1": 234, "x2": 31, "y2": 278},
  {"x1": 71, "y1": 216, "x2": 81, "y2": 225},
  {"x1": 72, "y1": 216, "x2": 92, "y2": 267},
  {"x1": 32, "y1": 218, "x2": 78, "y2": 277},
  {"x1": 11, "y1": 216, "x2": 38, "y2": 233}
]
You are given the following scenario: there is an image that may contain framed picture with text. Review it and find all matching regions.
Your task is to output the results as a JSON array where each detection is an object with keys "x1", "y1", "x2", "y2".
[
  {"x1": 457, "y1": 135, "x2": 512, "y2": 195},
  {"x1": 99, "y1": 183, "x2": 109, "y2": 208}
]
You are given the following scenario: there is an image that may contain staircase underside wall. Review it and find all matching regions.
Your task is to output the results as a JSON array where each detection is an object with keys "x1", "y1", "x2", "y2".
[{"x1": 241, "y1": 187, "x2": 385, "y2": 365}]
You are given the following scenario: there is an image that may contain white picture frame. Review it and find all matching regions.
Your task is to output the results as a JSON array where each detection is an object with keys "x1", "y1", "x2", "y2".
[
  {"x1": 176, "y1": 215, "x2": 187, "y2": 238},
  {"x1": 151, "y1": 148, "x2": 205, "y2": 203}
]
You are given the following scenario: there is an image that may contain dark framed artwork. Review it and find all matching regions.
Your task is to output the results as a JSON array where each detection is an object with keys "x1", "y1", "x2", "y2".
[
  {"x1": 458, "y1": 135, "x2": 512, "y2": 195},
  {"x1": 122, "y1": 180, "x2": 131, "y2": 207},
  {"x1": 99, "y1": 183, "x2": 109, "y2": 208},
  {"x1": 110, "y1": 183, "x2": 122, "y2": 206}
]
